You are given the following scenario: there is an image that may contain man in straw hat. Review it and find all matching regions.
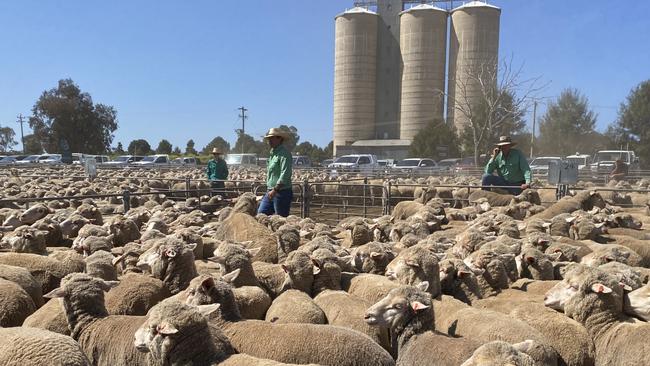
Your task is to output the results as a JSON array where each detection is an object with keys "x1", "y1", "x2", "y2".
[
  {"x1": 482, "y1": 135, "x2": 532, "y2": 195},
  {"x1": 258, "y1": 127, "x2": 293, "y2": 217},
  {"x1": 206, "y1": 147, "x2": 228, "y2": 194}
]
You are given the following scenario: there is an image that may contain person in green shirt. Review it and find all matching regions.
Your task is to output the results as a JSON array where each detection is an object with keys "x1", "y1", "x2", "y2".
[
  {"x1": 258, "y1": 128, "x2": 293, "y2": 217},
  {"x1": 482, "y1": 136, "x2": 532, "y2": 195},
  {"x1": 206, "y1": 148, "x2": 228, "y2": 195}
]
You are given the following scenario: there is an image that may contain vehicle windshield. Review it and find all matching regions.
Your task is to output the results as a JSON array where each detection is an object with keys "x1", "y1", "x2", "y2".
[
  {"x1": 113, "y1": 156, "x2": 131, "y2": 162},
  {"x1": 24, "y1": 155, "x2": 40, "y2": 161},
  {"x1": 438, "y1": 160, "x2": 457, "y2": 166},
  {"x1": 0, "y1": 157, "x2": 13, "y2": 162},
  {"x1": 140, "y1": 156, "x2": 156, "y2": 162},
  {"x1": 334, "y1": 156, "x2": 358, "y2": 163},
  {"x1": 226, "y1": 155, "x2": 243, "y2": 164},
  {"x1": 567, "y1": 157, "x2": 587, "y2": 165},
  {"x1": 395, "y1": 160, "x2": 420, "y2": 167},
  {"x1": 531, "y1": 158, "x2": 560, "y2": 166},
  {"x1": 596, "y1": 152, "x2": 628, "y2": 162}
]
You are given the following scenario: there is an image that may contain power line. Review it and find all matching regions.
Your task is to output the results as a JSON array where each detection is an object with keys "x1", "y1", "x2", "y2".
[
  {"x1": 16, "y1": 114, "x2": 26, "y2": 154},
  {"x1": 238, "y1": 106, "x2": 248, "y2": 154}
]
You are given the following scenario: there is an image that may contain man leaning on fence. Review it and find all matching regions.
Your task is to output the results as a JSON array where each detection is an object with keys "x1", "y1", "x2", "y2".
[
  {"x1": 258, "y1": 127, "x2": 293, "y2": 217},
  {"x1": 206, "y1": 148, "x2": 228, "y2": 195},
  {"x1": 482, "y1": 136, "x2": 532, "y2": 195}
]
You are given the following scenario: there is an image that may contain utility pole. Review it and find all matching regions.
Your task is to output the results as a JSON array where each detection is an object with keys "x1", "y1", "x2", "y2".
[
  {"x1": 238, "y1": 106, "x2": 248, "y2": 155},
  {"x1": 16, "y1": 114, "x2": 26, "y2": 154},
  {"x1": 530, "y1": 101, "x2": 537, "y2": 159}
]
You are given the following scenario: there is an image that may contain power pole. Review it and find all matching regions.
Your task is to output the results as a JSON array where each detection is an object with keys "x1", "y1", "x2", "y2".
[
  {"x1": 16, "y1": 114, "x2": 26, "y2": 154},
  {"x1": 530, "y1": 101, "x2": 537, "y2": 159},
  {"x1": 238, "y1": 106, "x2": 248, "y2": 155}
]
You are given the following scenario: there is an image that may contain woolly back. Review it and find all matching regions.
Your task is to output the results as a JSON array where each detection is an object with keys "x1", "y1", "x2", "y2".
[
  {"x1": 57, "y1": 273, "x2": 111, "y2": 339},
  {"x1": 185, "y1": 276, "x2": 241, "y2": 322}
]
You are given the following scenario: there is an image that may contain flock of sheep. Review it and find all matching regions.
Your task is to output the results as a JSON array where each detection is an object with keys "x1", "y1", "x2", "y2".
[{"x1": 1, "y1": 166, "x2": 650, "y2": 365}]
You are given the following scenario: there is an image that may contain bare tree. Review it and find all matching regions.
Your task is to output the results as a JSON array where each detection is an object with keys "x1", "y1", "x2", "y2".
[{"x1": 447, "y1": 57, "x2": 547, "y2": 165}]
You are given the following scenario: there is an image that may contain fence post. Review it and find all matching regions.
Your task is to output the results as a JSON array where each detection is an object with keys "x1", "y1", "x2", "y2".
[
  {"x1": 122, "y1": 190, "x2": 131, "y2": 213},
  {"x1": 384, "y1": 181, "x2": 392, "y2": 216},
  {"x1": 301, "y1": 179, "x2": 310, "y2": 219},
  {"x1": 185, "y1": 177, "x2": 191, "y2": 199},
  {"x1": 363, "y1": 177, "x2": 368, "y2": 218}
]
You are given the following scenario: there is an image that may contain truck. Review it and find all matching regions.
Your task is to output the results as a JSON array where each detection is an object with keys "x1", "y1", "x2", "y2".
[{"x1": 590, "y1": 150, "x2": 640, "y2": 173}]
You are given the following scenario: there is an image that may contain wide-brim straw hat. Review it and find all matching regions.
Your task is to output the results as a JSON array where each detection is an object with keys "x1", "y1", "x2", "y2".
[
  {"x1": 495, "y1": 136, "x2": 517, "y2": 147},
  {"x1": 211, "y1": 148, "x2": 223, "y2": 154},
  {"x1": 263, "y1": 127, "x2": 290, "y2": 140}
]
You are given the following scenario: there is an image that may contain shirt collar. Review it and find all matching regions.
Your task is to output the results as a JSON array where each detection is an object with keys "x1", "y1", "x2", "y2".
[{"x1": 271, "y1": 144, "x2": 285, "y2": 155}]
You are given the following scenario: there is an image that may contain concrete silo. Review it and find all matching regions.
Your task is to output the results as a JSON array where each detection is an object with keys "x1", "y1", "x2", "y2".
[
  {"x1": 399, "y1": 4, "x2": 448, "y2": 141},
  {"x1": 333, "y1": 7, "x2": 378, "y2": 155},
  {"x1": 447, "y1": 1, "x2": 501, "y2": 133}
]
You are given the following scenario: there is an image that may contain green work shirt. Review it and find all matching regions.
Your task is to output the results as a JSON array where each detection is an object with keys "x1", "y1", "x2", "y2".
[
  {"x1": 267, "y1": 144, "x2": 292, "y2": 191},
  {"x1": 484, "y1": 148, "x2": 532, "y2": 184},
  {"x1": 206, "y1": 158, "x2": 228, "y2": 181}
]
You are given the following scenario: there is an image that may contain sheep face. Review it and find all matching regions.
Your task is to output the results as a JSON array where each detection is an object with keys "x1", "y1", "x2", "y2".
[
  {"x1": 60, "y1": 214, "x2": 91, "y2": 237},
  {"x1": 364, "y1": 283, "x2": 431, "y2": 330},
  {"x1": 43, "y1": 273, "x2": 118, "y2": 313},
  {"x1": 19, "y1": 204, "x2": 52, "y2": 225},
  {"x1": 624, "y1": 285, "x2": 650, "y2": 321}
]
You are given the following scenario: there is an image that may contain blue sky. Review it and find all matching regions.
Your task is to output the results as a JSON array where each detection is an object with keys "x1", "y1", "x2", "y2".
[{"x1": 1, "y1": 0, "x2": 648, "y2": 152}]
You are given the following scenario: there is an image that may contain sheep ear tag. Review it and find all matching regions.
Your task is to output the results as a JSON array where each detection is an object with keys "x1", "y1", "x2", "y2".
[
  {"x1": 410, "y1": 301, "x2": 429, "y2": 312},
  {"x1": 164, "y1": 249, "x2": 177, "y2": 258},
  {"x1": 591, "y1": 283, "x2": 612, "y2": 294},
  {"x1": 157, "y1": 322, "x2": 179, "y2": 335}
]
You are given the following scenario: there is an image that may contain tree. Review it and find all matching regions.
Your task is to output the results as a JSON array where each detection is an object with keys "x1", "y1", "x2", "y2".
[
  {"x1": 611, "y1": 80, "x2": 650, "y2": 167},
  {"x1": 537, "y1": 88, "x2": 598, "y2": 156},
  {"x1": 114, "y1": 142, "x2": 125, "y2": 154},
  {"x1": 202, "y1": 136, "x2": 230, "y2": 155},
  {"x1": 156, "y1": 139, "x2": 173, "y2": 154},
  {"x1": 233, "y1": 133, "x2": 266, "y2": 157},
  {"x1": 23, "y1": 134, "x2": 43, "y2": 154},
  {"x1": 323, "y1": 141, "x2": 334, "y2": 160},
  {"x1": 410, "y1": 120, "x2": 461, "y2": 159},
  {"x1": 276, "y1": 125, "x2": 300, "y2": 151},
  {"x1": 448, "y1": 57, "x2": 545, "y2": 165},
  {"x1": 185, "y1": 139, "x2": 197, "y2": 155},
  {"x1": 172, "y1": 146, "x2": 181, "y2": 154},
  {"x1": 128, "y1": 139, "x2": 152, "y2": 155},
  {"x1": 0, "y1": 126, "x2": 17, "y2": 152},
  {"x1": 28, "y1": 79, "x2": 118, "y2": 154}
]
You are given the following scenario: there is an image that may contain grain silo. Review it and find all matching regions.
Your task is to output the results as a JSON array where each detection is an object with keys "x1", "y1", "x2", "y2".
[
  {"x1": 399, "y1": 4, "x2": 448, "y2": 141},
  {"x1": 447, "y1": 1, "x2": 501, "y2": 133},
  {"x1": 333, "y1": 7, "x2": 379, "y2": 155}
]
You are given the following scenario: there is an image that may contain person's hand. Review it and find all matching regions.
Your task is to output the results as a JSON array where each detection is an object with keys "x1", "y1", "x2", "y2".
[
  {"x1": 492, "y1": 148, "x2": 500, "y2": 157},
  {"x1": 521, "y1": 183, "x2": 529, "y2": 190},
  {"x1": 268, "y1": 189, "x2": 277, "y2": 200}
]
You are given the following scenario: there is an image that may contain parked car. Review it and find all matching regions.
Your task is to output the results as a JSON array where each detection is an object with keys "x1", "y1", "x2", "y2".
[
  {"x1": 565, "y1": 153, "x2": 592, "y2": 171},
  {"x1": 0, "y1": 156, "x2": 17, "y2": 166},
  {"x1": 293, "y1": 155, "x2": 312, "y2": 168},
  {"x1": 104, "y1": 155, "x2": 145, "y2": 167},
  {"x1": 438, "y1": 158, "x2": 461, "y2": 171},
  {"x1": 15, "y1": 154, "x2": 42, "y2": 164},
  {"x1": 39, "y1": 154, "x2": 62, "y2": 164},
  {"x1": 171, "y1": 157, "x2": 199, "y2": 165},
  {"x1": 529, "y1": 156, "x2": 562, "y2": 175},
  {"x1": 225, "y1": 153, "x2": 258, "y2": 167},
  {"x1": 590, "y1": 150, "x2": 640, "y2": 173},
  {"x1": 391, "y1": 158, "x2": 440, "y2": 176},
  {"x1": 131, "y1": 154, "x2": 170, "y2": 167},
  {"x1": 328, "y1": 154, "x2": 378, "y2": 173},
  {"x1": 455, "y1": 156, "x2": 487, "y2": 174},
  {"x1": 320, "y1": 159, "x2": 334, "y2": 167}
]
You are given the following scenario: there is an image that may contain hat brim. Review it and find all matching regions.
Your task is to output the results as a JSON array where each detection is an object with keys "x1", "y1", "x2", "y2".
[
  {"x1": 263, "y1": 134, "x2": 288, "y2": 140},
  {"x1": 495, "y1": 141, "x2": 516, "y2": 146}
]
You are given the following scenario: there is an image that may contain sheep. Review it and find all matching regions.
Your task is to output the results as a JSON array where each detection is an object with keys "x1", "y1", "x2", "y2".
[
  {"x1": 599, "y1": 261, "x2": 644, "y2": 291},
  {"x1": 463, "y1": 248, "x2": 514, "y2": 296},
  {"x1": 0, "y1": 252, "x2": 85, "y2": 294},
  {"x1": 18, "y1": 203, "x2": 53, "y2": 225},
  {"x1": 84, "y1": 250, "x2": 117, "y2": 281},
  {"x1": 59, "y1": 214, "x2": 91, "y2": 238},
  {"x1": 468, "y1": 190, "x2": 515, "y2": 207},
  {"x1": 314, "y1": 289, "x2": 390, "y2": 351},
  {"x1": 439, "y1": 258, "x2": 484, "y2": 304},
  {"x1": 137, "y1": 237, "x2": 198, "y2": 295},
  {"x1": 608, "y1": 213, "x2": 643, "y2": 230},
  {"x1": 252, "y1": 249, "x2": 313, "y2": 297},
  {"x1": 603, "y1": 234, "x2": 650, "y2": 267},
  {"x1": 570, "y1": 218, "x2": 607, "y2": 241},
  {"x1": 516, "y1": 246, "x2": 561, "y2": 280},
  {"x1": 534, "y1": 191, "x2": 606, "y2": 220},
  {"x1": 275, "y1": 224, "x2": 300, "y2": 263},
  {"x1": 391, "y1": 200, "x2": 424, "y2": 221},
  {"x1": 22, "y1": 298, "x2": 70, "y2": 335},
  {"x1": 310, "y1": 248, "x2": 346, "y2": 295},
  {"x1": 215, "y1": 213, "x2": 279, "y2": 263},
  {"x1": 0, "y1": 278, "x2": 36, "y2": 327},
  {"x1": 349, "y1": 241, "x2": 395, "y2": 275},
  {"x1": 364, "y1": 282, "x2": 481, "y2": 365},
  {"x1": 72, "y1": 235, "x2": 113, "y2": 257},
  {"x1": 43, "y1": 273, "x2": 147, "y2": 366},
  {"x1": 265, "y1": 289, "x2": 326, "y2": 324},
  {"x1": 31, "y1": 216, "x2": 64, "y2": 246},
  {"x1": 580, "y1": 243, "x2": 643, "y2": 267},
  {"x1": 171, "y1": 227, "x2": 205, "y2": 259},
  {"x1": 211, "y1": 241, "x2": 261, "y2": 287},
  {"x1": 104, "y1": 273, "x2": 171, "y2": 316},
  {"x1": 0, "y1": 226, "x2": 48, "y2": 254},
  {"x1": 460, "y1": 340, "x2": 537, "y2": 366},
  {"x1": 0, "y1": 263, "x2": 42, "y2": 307},
  {"x1": 185, "y1": 275, "x2": 395, "y2": 366},
  {"x1": 75, "y1": 203, "x2": 104, "y2": 225},
  {"x1": 624, "y1": 283, "x2": 650, "y2": 321},
  {"x1": 105, "y1": 215, "x2": 141, "y2": 246},
  {"x1": 385, "y1": 244, "x2": 441, "y2": 298},
  {"x1": 0, "y1": 327, "x2": 90, "y2": 366},
  {"x1": 544, "y1": 264, "x2": 650, "y2": 366}
]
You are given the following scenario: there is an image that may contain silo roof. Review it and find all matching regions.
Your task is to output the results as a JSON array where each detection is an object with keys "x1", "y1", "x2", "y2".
[
  {"x1": 336, "y1": 7, "x2": 377, "y2": 18},
  {"x1": 400, "y1": 3, "x2": 447, "y2": 15},
  {"x1": 451, "y1": 1, "x2": 501, "y2": 12}
]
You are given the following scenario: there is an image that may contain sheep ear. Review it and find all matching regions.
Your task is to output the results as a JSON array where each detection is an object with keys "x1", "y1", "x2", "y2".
[
  {"x1": 100, "y1": 280, "x2": 120, "y2": 292},
  {"x1": 565, "y1": 216, "x2": 577, "y2": 224},
  {"x1": 222, "y1": 269, "x2": 240, "y2": 284},
  {"x1": 405, "y1": 260, "x2": 420, "y2": 268},
  {"x1": 197, "y1": 303, "x2": 221, "y2": 317},
  {"x1": 311, "y1": 259, "x2": 322, "y2": 275},
  {"x1": 200, "y1": 276, "x2": 216, "y2": 290},
  {"x1": 370, "y1": 252, "x2": 383, "y2": 260},
  {"x1": 247, "y1": 247, "x2": 261, "y2": 258},
  {"x1": 281, "y1": 264, "x2": 290, "y2": 273},
  {"x1": 542, "y1": 222, "x2": 552, "y2": 228},
  {"x1": 339, "y1": 255, "x2": 353, "y2": 265},
  {"x1": 591, "y1": 283, "x2": 612, "y2": 294},
  {"x1": 589, "y1": 191, "x2": 597, "y2": 196},
  {"x1": 164, "y1": 249, "x2": 177, "y2": 258},
  {"x1": 416, "y1": 281, "x2": 429, "y2": 292},
  {"x1": 594, "y1": 222, "x2": 605, "y2": 229},
  {"x1": 240, "y1": 241, "x2": 253, "y2": 246},
  {"x1": 517, "y1": 223, "x2": 527, "y2": 231},
  {"x1": 512, "y1": 339, "x2": 535, "y2": 354},
  {"x1": 547, "y1": 252, "x2": 563, "y2": 262},
  {"x1": 410, "y1": 301, "x2": 429, "y2": 312},
  {"x1": 44, "y1": 287, "x2": 65, "y2": 299},
  {"x1": 526, "y1": 256, "x2": 536, "y2": 264},
  {"x1": 157, "y1": 322, "x2": 179, "y2": 335},
  {"x1": 185, "y1": 243, "x2": 198, "y2": 251},
  {"x1": 620, "y1": 282, "x2": 633, "y2": 292}
]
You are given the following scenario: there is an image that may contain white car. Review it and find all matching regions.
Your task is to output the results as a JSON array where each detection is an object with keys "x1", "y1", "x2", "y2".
[
  {"x1": 391, "y1": 158, "x2": 440, "y2": 176},
  {"x1": 328, "y1": 154, "x2": 379, "y2": 173},
  {"x1": 529, "y1": 157, "x2": 562, "y2": 175},
  {"x1": 39, "y1": 154, "x2": 62, "y2": 164},
  {"x1": 15, "y1": 154, "x2": 42, "y2": 164},
  {"x1": 565, "y1": 154, "x2": 592, "y2": 171},
  {"x1": 131, "y1": 154, "x2": 170, "y2": 167}
]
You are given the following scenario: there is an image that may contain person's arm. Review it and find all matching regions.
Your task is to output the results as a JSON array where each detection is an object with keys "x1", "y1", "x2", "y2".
[
  {"x1": 224, "y1": 161, "x2": 229, "y2": 179},
  {"x1": 484, "y1": 153, "x2": 499, "y2": 174},
  {"x1": 519, "y1": 152, "x2": 532, "y2": 184},
  {"x1": 274, "y1": 154, "x2": 292, "y2": 191},
  {"x1": 206, "y1": 161, "x2": 213, "y2": 180}
]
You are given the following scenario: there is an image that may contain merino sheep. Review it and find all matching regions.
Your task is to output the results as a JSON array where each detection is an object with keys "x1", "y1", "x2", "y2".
[
  {"x1": 215, "y1": 213, "x2": 279, "y2": 263},
  {"x1": 0, "y1": 263, "x2": 43, "y2": 307},
  {"x1": 0, "y1": 278, "x2": 36, "y2": 327},
  {"x1": 516, "y1": 246, "x2": 560, "y2": 280},
  {"x1": 265, "y1": 289, "x2": 326, "y2": 324},
  {"x1": 22, "y1": 298, "x2": 70, "y2": 335},
  {"x1": 0, "y1": 327, "x2": 90, "y2": 366},
  {"x1": 0, "y1": 252, "x2": 85, "y2": 294},
  {"x1": 104, "y1": 273, "x2": 170, "y2": 316},
  {"x1": 185, "y1": 276, "x2": 395, "y2": 366},
  {"x1": 84, "y1": 250, "x2": 117, "y2": 281},
  {"x1": 350, "y1": 242, "x2": 395, "y2": 275},
  {"x1": 0, "y1": 226, "x2": 48, "y2": 254},
  {"x1": 137, "y1": 237, "x2": 198, "y2": 295},
  {"x1": 624, "y1": 283, "x2": 650, "y2": 321},
  {"x1": 253, "y1": 250, "x2": 314, "y2": 297},
  {"x1": 534, "y1": 191, "x2": 606, "y2": 220},
  {"x1": 460, "y1": 340, "x2": 536, "y2": 366},
  {"x1": 439, "y1": 258, "x2": 484, "y2": 304},
  {"x1": 365, "y1": 282, "x2": 481, "y2": 365},
  {"x1": 386, "y1": 244, "x2": 441, "y2": 298}
]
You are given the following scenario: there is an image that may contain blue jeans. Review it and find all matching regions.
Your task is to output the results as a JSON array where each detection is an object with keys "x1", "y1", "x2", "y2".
[
  {"x1": 481, "y1": 174, "x2": 523, "y2": 195},
  {"x1": 257, "y1": 189, "x2": 294, "y2": 217}
]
